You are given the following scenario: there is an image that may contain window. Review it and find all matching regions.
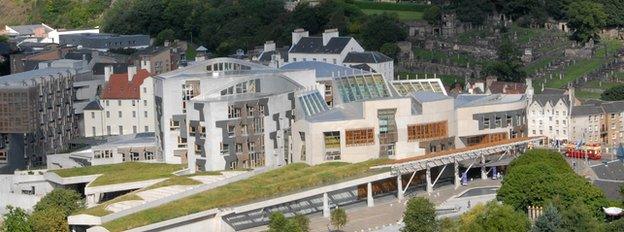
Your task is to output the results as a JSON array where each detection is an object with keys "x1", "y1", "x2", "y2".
[
  {"x1": 292, "y1": 58, "x2": 297, "y2": 62},
  {"x1": 236, "y1": 143, "x2": 243, "y2": 153},
  {"x1": 324, "y1": 131, "x2": 341, "y2": 149},
  {"x1": 495, "y1": 116, "x2": 502, "y2": 127},
  {"x1": 248, "y1": 142, "x2": 255, "y2": 152},
  {"x1": 0, "y1": 151, "x2": 6, "y2": 164},
  {"x1": 133, "y1": 126, "x2": 137, "y2": 134},
  {"x1": 107, "y1": 126, "x2": 111, "y2": 135},
  {"x1": 506, "y1": 115, "x2": 512, "y2": 125},
  {"x1": 91, "y1": 112, "x2": 95, "y2": 119},
  {"x1": 118, "y1": 111, "x2": 122, "y2": 118},
  {"x1": 345, "y1": 128, "x2": 374, "y2": 146},
  {"x1": 132, "y1": 100, "x2": 136, "y2": 106},
  {"x1": 220, "y1": 142, "x2": 229, "y2": 154},
  {"x1": 118, "y1": 100, "x2": 122, "y2": 106},
  {"x1": 92, "y1": 127, "x2": 96, "y2": 136},
  {"x1": 227, "y1": 125, "x2": 235, "y2": 137},
  {"x1": 253, "y1": 118, "x2": 263, "y2": 133},
  {"x1": 145, "y1": 152, "x2": 154, "y2": 160},
  {"x1": 119, "y1": 126, "x2": 123, "y2": 135},
  {"x1": 333, "y1": 58, "x2": 337, "y2": 64},
  {"x1": 133, "y1": 111, "x2": 136, "y2": 118},
  {"x1": 408, "y1": 121, "x2": 448, "y2": 141},
  {"x1": 106, "y1": 111, "x2": 110, "y2": 118},
  {"x1": 143, "y1": 87, "x2": 147, "y2": 93},
  {"x1": 144, "y1": 100, "x2": 147, "y2": 106},
  {"x1": 228, "y1": 106, "x2": 241, "y2": 118},
  {"x1": 144, "y1": 111, "x2": 148, "y2": 118},
  {"x1": 483, "y1": 117, "x2": 490, "y2": 128},
  {"x1": 145, "y1": 126, "x2": 149, "y2": 132},
  {"x1": 170, "y1": 120, "x2": 180, "y2": 129},
  {"x1": 178, "y1": 137, "x2": 187, "y2": 148},
  {"x1": 532, "y1": 130, "x2": 536, "y2": 135},
  {"x1": 105, "y1": 100, "x2": 109, "y2": 106},
  {"x1": 195, "y1": 144, "x2": 202, "y2": 154}
]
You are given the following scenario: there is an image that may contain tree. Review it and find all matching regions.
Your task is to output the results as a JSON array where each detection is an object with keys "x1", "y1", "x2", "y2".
[
  {"x1": 29, "y1": 206, "x2": 69, "y2": 232},
  {"x1": 598, "y1": 0, "x2": 624, "y2": 28},
  {"x1": 402, "y1": 197, "x2": 437, "y2": 232},
  {"x1": 155, "y1": 29, "x2": 176, "y2": 46},
  {"x1": 560, "y1": 201, "x2": 603, "y2": 232},
  {"x1": 451, "y1": 0, "x2": 495, "y2": 26},
  {"x1": 292, "y1": 214, "x2": 310, "y2": 232},
  {"x1": 268, "y1": 212, "x2": 289, "y2": 232},
  {"x1": 379, "y1": 43, "x2": 399, "y2": 61},
  {"x1": 532, "y1": 204, "x2": 563, "y2": 232},
  {"x1": 359, "y1": 13, "x2": 407, "y2": 51},
  {"x1": 601, "y1": 85, "x2": 624, "y2": 101},
  {"x1": 423, "y1": 5, "x2": 442, "y2": 26},
  {"x1": 34, "y1": 188, "x2": 84, "y2": 217},
  {"x1": 485, "y1": 32, "x2": 526, "y2": 82},
  {"x1": 567, "y1": 1, "x2": 607, "y2": 44},
  {"x1": 461, "y1": 201, "x2": 530, "y2": 232},
  {"x1": 1, "y1": 206, "x2": 32, "y2": 232},
  {"x1": 330, "y1": 208, "x2": 347, "y2": 231}
]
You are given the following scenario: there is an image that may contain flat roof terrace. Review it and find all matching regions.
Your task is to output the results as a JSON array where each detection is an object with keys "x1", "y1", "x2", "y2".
[{"x1": 50, "y1": 162, "x2": 184, "y2": 187}]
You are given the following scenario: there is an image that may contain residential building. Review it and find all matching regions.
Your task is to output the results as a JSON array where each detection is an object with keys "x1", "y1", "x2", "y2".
[
  {"x1": 3, "y1": 24, "x2": 54, "y2": 39},
  {"x1": 9, "y1": 43, "x2": 69, "y2": 73},
  {"x1": 59, "y1": 33, "x2": 150, "y2": 51},
  {"x1": 526, "y1": 81, "x2": 576, "y2": 143},
  {"x1": 154, "y1": 58, "x2": 315, "y2": 171},
  {"x1": 135, "y1": 46, "x2": 174, "y2": 75},
  {"x1": 286, "y1": 28, "x2": 395, "y2": 80},
  {"x1": 602, "y1": 101, "x2": 624, "y2": 147},
  {"x1": 0, "y1": 67, "x2": 77, "y2": 173},
  {"x1": 570, "y1": 104, "x2": 605, "y2": 144},
  {"x1": 82, "y1": 66, "x2": 155, "y2": 137}
]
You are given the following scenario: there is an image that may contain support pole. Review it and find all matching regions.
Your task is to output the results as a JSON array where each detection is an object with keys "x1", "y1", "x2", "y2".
[
  {"x1": 454, "y1": 160, "x2": 460, "y2": 189},
  {"x1": 397, "y1": 175, "x2": 404, "y2": 202},
  {"x1": 426, "y1": 167, "x2": 433, "y2": 194},
  {"x1": 367, "y1": 182, "x2": 374, "y2": 207},
  {"x1": 432, "y1": 164, "x2": 448, "y2": 187},
  {"x1": 481, "y1": 155, "x2": 487, "y2": 180},
  {"x1": 323, "y1": 192, "x2": 330, "y2": 218}
]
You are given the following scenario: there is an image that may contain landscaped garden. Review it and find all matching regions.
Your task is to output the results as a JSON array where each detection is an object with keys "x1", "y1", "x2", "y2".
[
  {"x1": 51, "y1": 162, "x2": 185, "y2": 187},
  {"x1": 96, "y1": 159, "x2": 391, "y2": 231}
]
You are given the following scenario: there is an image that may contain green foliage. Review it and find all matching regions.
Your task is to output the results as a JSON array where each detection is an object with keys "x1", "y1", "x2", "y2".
[
  {"x1": 29, "y1": 206, "x2": 69, "y2": 232},
  {"x1": 34, "y1": 188, "x2": 84, "y2": 217},
  {"x1": 461, "y1": 201, "x2": 530, "y2": 232},
  {"x1": 606, "y1": 218, "x2": 624, "y2": 232},
  {"x1": 532, "y1": 204, "x2": 562, "y2": 232},
  {"x1": 351, "y1": 1, "x2": 430, "y2": 12},
  {"x1": 567, "y1": 1, "x2": 607, "y2": 44},
  {"x1": 601, "y1": 85, "x2": 624, "y2": 101},
  {"x1": 268, "y1": 212, "x2": 289, "y2": 232},
  {"x1": 155, "y1": 29, "x2": 176, "y2": 46},
  {"x1": 598, "y1": 0, "x2": 624, "y2": 28},
  {"x1": 0, "y1": 35, "x2": 7, "y2": 43},
  {"x1": 560, "y1": 201, "x2": 604, "y2": 232},
  {"x1": 379, "y1": 43, "x2": 399, "y2": 61},
  {"x1": 30, "y1": 0, "x2": 110, "y2": 28},
  {"x1": 1, "y1": 206, "x2": 32, "y2": 232},
  {"x1": 359, "y1": 14, "x2": 407, "y2": 51},
  {"x1": 497, "y1": 149, "x2": 608, "y2": 217},
  {"x1": 484, "y1": 32, "x2": 526, "y2": 82},
  {"x1": 402, "y1": 197, "x2": 437, "y2": 232},
  {"x1": 422, "y1": 5, "x2": 442, "y2": 26},
  {"x1": 330, "y1": 208, "x2": 348, "y2": 230},
  {"x1": 292, "y1": 214, "x2": 310, "y2": 232},
  {"x1": 450, "y1": 0, "x2": 495, "y2": 26}
]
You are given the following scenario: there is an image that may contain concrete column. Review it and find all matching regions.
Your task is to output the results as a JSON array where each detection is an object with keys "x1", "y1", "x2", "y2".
[
  {"x1": 367, "y1": 182, "x2": 374, "y2": 207},
  {"x1": 396, "y1": 175, "x2": 404, "y2": 202},
  {"x1": 481, "y1": 155, "x2": 487, "y2": 180},
  {"x1": 322, "y1": 192, "x2": 330, "y2": 218},
  {"x1": 426, "y1": 167, "x2": 433, "y2": 194},
  {"x1": 454, "y1": 160, "x2": 460, "y2": 189},
  {"x1": 86, "y1": 194, "x2": 97, "y2": 208}
]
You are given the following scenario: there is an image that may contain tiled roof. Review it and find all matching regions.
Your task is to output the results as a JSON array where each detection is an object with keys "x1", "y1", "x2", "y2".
[
  {"x1": 602, "y1": 101, "x2": 624, "y2": 113},
  {"x1": 343, "y1": 51, "x2": 393, "y2": 63},
  {"x1": 533, "y1": 94, "x2": 569, "y2": 107},
  {"x1": 101, "y1": 69, "x2": 151, "y2": 99},
  {"x1": 488, "y1": 81, "x2": 526, "y2": 94},
  {"x1": 289, "y1": 37, "x2": 352, "y2": 54}
]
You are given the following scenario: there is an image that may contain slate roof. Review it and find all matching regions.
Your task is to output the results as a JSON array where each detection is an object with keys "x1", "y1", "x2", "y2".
[
  {"x1": 488, "y1": 81, "x2": 526, "y2": 94},
  {"x1": 257, "y1": 47, "x2": 289, "y2": 62},
  {"x1": 92, "y1": 63, "x2": 129, "y2": 75},
  {"x1": 571, "y1": 105, "x2": 603, "y2": 117},
  {"x1": 83, "y1": 100, "x2": 103, "y2": 111},
  {"x1": 64, "y1": 52, "x2": 93, "y2": 63},
  {"x1": 289, "y1": 37, "x2": 352, "y2": 54},
  {"x1": 136, "y1": 46, "x2": 169, "y2": 56},
  {"x1": 7, "y1": 24, "x2": 53, "y2": 35},
  {"x1": 101, "y1": 69, "x2": 151, "y2": 99},
  {"x1": 533, "y1": 94, "x2": 569, "y2": 107},
  {"x1": 602, "y1": 101, "x2": 624, "y2": 113},
  {"x1": 349, "y1": 63, "x2": 373, "y2": 72},
  {"x1": 541, "y1": 88, "x2": 566, "y2": 95},
  {"x1": 343, "y1": 51, "x2": 393, "y2": 63}
]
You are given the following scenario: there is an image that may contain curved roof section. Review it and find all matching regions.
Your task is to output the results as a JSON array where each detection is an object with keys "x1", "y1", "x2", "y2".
[
  {"x1": 281, "y1": 61, "x2": 371, "y2": 79},
  {"x1": 455, "y1": 94, "x2": 525, "y2": 108},
  {"x1": 157, "y1": 57, "x2": 272, "y2": 79}
]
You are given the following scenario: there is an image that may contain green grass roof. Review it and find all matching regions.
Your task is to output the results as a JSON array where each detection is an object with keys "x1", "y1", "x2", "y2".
[
  {"x1": 99, "y1": 159, "x2": 391, "y2": 231},
  {"x1": 51, "y1": 162, "x2": 185, "y2": 187}
]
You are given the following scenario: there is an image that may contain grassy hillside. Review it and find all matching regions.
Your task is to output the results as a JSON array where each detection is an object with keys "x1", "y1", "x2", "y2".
[
  {"x1": 0, "y1": 0, "x2": 110, "y2": 28},
  {"x1": 0, "y1": 0, "x2": 33, "y2": 26}
]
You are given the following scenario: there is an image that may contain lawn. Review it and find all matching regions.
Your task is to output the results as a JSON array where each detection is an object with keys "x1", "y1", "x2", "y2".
[
  {"x1": 362, "y1": 9, "x2": 423, "y2": 21},
  {"x1": 100, "y1": 159, "x2": 391, "y2": 231},
  {"x1": 51, "y1": 162, "x2": 185, "y2": 187},
  {"x1": 542, "y1": 39, "x2": 623, "y2": 89}
]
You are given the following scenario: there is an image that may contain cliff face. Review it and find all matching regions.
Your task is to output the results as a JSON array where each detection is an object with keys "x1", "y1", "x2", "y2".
[{"x1": 0, "y1": 0, "x2": 33, "y2": 27}]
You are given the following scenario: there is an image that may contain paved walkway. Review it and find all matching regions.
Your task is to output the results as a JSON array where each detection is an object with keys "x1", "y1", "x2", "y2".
[{"x1": 307, "y1": 179, "x2": 502, "y2": 232}]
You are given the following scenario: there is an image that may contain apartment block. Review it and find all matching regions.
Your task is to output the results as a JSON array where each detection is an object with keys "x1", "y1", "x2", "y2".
[
  {"x1": 83, "y1": 66, "x2": 155, "y2": 137},
  {"x1": 0, "y1": 67, "x2": 77, "y2": 173}
]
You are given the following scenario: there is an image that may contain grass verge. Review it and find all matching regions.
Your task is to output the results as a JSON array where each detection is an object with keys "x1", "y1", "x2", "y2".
[
  {"x1": 51, "y1": 162, "x2": 184, "y2": 187},
  {"x1": 100, "y1": 159, "x2": 391, "y2": 231}
]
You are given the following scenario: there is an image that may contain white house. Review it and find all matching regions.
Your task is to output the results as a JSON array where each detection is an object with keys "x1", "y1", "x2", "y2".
[{"x1": 83, "y1": 66, "x2": 156, "y2": 137}]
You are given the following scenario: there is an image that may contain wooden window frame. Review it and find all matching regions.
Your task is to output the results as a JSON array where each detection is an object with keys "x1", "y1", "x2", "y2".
[
  {"x1": 345, "y1": 128, "x2": 375, "y2": 146},
  {"x1": 407, "y1": 121, "x2": 448, "y2": 142}
]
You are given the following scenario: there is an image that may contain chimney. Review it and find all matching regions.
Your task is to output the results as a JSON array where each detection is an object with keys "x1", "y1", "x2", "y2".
[
  {"x1": 104, "y1": 65, "x2": 113, "y2": 82},
  {"x1": 525, "y1": 78, "x2": 534, "y2": 102},
  {"x1": 568, "y1": 85, "x2": 575, "y2": 106},
  {"x1": 322, "y1": 28, "x2": 339, "y2": 46},
  {"x1": 264, "y1": 41, "x2": 276, "y2": 52},
  {"x1": 291, "y1": 28, "x2": 309, "y2": 46},
  {"x1": 485, "y1": 76, "x2": 497, "y2": 90},
  {"x1": 127, "y1": 66, "x2": 137, "y2": 82}
]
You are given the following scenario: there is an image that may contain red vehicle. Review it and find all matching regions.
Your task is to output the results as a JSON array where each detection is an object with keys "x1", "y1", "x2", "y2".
[{"x1": 564, "y1": 143, "x2": 602, "y2": 160}]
